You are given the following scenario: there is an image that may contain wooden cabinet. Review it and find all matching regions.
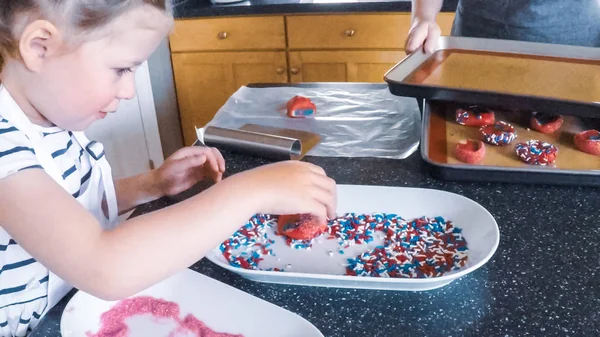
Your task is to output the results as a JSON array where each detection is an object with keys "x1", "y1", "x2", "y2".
[
  {"x1": 169, "y1": 12, "x2": 455, "y2": 145},
  {"x1": 170, "y1": 15, "x2": 288, "y2": 145},
  {"x1": 286, "y1": 13, "x2": 455, "y2": 84},
  {"x1": 172, "y1": 51, "x2": 287, "y2": 145}
]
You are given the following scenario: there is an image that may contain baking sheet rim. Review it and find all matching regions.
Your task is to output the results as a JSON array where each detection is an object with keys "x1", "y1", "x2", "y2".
[
  {"x1": 383, "y1": 36, "x2": 600, "y2": 108},
  {"x1": 385, "y1": 36, "x2": 600, "y2": 82}
]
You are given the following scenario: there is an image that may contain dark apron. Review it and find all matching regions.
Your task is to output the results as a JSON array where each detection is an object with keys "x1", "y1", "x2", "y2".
[{"x1": 452, "y1": 0, "x2": 600, "y2": 47}]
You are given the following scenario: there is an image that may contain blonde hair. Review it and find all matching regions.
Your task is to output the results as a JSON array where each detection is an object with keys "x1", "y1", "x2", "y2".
[{"x1": 0, "y1": 0, "x2": 172, "y2": 68}]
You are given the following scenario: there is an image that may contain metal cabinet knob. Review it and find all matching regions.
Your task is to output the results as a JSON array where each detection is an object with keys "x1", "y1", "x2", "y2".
[
  {"x1": 276, "y1": 67, "x2": 285, "y2": 75},
  {"x1": 217, "y1": 31, "x2": 228, "y2": 40},
  {"x1": 290, "y1": 68, "x2": 300, "y2": 75},
  {"x1": 345, "y1": 29, "x2": 356, "y2": 37}
]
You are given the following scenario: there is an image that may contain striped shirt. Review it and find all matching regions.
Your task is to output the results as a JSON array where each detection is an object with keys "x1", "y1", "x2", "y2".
[{"x1": 0, "y1": 114, "x2": 94, "y2": 335}]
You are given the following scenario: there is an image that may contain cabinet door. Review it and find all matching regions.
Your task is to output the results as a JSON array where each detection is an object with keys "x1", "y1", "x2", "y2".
[
  {"x1": 172, "y1": 51, "x2": 288, "y2": 145},
  {"x1": 289, "y1": 50, "x2": 404, "y2": 83}
]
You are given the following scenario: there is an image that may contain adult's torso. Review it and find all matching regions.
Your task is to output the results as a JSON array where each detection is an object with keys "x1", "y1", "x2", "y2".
[{"x1": 453, "y1": 0, "x2": 600, "y2": 47}]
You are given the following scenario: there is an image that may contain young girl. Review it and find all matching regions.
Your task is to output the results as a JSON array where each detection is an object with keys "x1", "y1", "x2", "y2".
[{"x1": 0, "y1": 1, "x2": 337, "y2": 335}]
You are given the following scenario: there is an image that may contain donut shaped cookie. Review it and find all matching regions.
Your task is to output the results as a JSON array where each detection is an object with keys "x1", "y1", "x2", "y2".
[
  {"x1": 574, "y1": 130, "x2": 600, "y2": 156},
  {"x1": 455, "y1": 105, "x2": 495, "y2": 127},
  {"x1": 455, "y1": 139, "x2": 486, "y2": 164},
  {"x1": 277, "y1": 214, "x2": 327, "y2": 240},
  {"x1": 530, "y1": 112, "x2": 564, "y2": 134},
  {"x1": 515, "y1": 140, "x2": 558, "y2": 165},
  {"x1": 480, "y1": 121, "x2": 517, "y2": 145}
]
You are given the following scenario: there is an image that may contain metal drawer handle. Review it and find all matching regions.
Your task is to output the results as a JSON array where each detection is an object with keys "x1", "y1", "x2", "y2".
[
  {"x1": 345, "y1": 29, "x2": 356, "y2": 37},
  {"x1": 217, "y1": 31, "x2": 228, "y2": 40}
]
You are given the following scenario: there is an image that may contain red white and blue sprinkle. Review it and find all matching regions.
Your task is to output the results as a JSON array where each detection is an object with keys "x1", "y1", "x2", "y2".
[
  {"x1": 219, "y1": 214, "x2": 276, "y2": 270},
  {"x1": 340, "y1": 215, "x2": 468, "y2": 278},
  {"x1": 285, "y1": 237, "x2": 314, "y2": 250},
  {"x1": 220, "y1": 213, "x2": 469, "y2": 278}
]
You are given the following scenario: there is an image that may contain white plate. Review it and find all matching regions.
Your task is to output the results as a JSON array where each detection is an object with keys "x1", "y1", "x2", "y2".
[
  {"x1": 207, "y1": 185, "x2": 500, "y2": 291},
  {"x1": 60, "y1": 269, "x2": 323, "y2": 337}
]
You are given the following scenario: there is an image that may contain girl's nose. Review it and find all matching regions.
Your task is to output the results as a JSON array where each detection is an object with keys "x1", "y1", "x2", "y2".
[{"x1": 117, "y1": 73, "x2": 136, "y2": 100}]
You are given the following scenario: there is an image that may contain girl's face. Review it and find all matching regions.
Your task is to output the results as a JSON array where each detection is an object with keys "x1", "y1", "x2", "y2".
[{"x1": 25, "y1": 6, "x2": 172, "y2": 131}]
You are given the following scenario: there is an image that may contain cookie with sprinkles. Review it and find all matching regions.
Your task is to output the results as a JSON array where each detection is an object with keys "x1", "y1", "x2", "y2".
[
  {"x1": 455, "y1": 105, "x2": 495, "y2": 127},
  {"x1": 515, "y1": 140, "x2": 558, "y2": 165},
  {"x1": 480, "y1": 121, "x2": 517, "y2": 146},
  {"x1": 574, "y1": 130, "x2": 600, "y2": 156}
]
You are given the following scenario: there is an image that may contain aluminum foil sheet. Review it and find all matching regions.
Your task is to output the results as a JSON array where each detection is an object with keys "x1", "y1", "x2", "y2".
[{"x1": 206, "y1": 85, "x2": 421, "y2": 159}]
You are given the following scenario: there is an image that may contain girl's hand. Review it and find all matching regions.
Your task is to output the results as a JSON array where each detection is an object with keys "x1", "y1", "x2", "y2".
[
  {"x1": 152, "y1": 146, "x2": 225, "y2": 196},
  {"x1": 229, "y1": 160, "x2": 337, "y2": 222}
]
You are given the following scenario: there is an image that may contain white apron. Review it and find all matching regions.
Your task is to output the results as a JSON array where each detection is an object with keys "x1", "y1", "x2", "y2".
[{"x1": 0, "y1": 87, "x2": 119, "y2": 312}]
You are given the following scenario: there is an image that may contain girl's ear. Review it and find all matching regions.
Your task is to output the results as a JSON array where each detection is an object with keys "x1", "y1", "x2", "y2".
[{"x1": 19, "y1": 20, "x2": 63, "y2": 72}]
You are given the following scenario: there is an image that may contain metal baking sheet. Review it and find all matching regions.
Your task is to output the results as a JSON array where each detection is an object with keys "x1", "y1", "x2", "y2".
[
  {"x1": 206, "y1": 84, "x2": 421, "y2": 160},
  {"x1": 420, "y1": 99, "x2": 600, "y2": 187},
  {"x1": 384, "y1": 36, "x2": 600, "y2": 118}
]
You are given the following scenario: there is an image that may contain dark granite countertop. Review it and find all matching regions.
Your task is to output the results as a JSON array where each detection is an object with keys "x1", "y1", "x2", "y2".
[
  {"x1": 31, "y1": 148, "x2": 600, "y2": 337},
  {"x1": 172, "y1": 0, "x2": 458, "y2": 18}
]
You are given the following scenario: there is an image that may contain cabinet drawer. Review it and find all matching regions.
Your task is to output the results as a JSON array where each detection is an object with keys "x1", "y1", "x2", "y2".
[
  {"x1": 287, "y1": 14, "x2": 408, "y2": 50},
  {"x1": 287, "y1": 13, "x2": 455, "y2": 50},
  {"x1": 170, "y1": 16, "x2": 286, "y2": 52}
]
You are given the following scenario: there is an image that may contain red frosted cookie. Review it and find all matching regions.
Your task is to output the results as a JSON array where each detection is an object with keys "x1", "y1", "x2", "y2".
[
  {"x1": 286, "y1": 96, "x2": 316, "y2": 118},
  {"x1": 480, "y1": 121, "x2": 517, "y2": 146},
  {"x1": 515, "y1": 140, "x2": 558, "y2": 165},
  {"x1": 530, "y1": 112, "x2": 564, "y2": 134},
  {"x1": 574, "y1": 130, "x2": 600, "y2": 156},
  {"x1": 277, "y1": 214, "x2": 327, "y2": 240},
  {"x1": 455, "y1": 139, "x2": 486, "y2": 164},
  {"x1": 455, "y1": 105, "x2": 495, "y2": 127}
]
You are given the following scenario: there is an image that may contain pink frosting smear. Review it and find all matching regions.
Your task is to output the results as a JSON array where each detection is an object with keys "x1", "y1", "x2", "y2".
[{"x1": 85, "y1": 296, "x2": 244, "y2": 337}]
